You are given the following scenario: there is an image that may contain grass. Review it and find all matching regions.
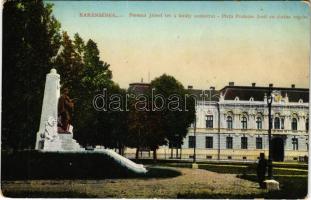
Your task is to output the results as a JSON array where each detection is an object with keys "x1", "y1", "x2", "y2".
[
  {"x1": 144, "y1": 166, "x2": 182, "y2": 178},
  {"x1": 158, "y1": 160, "x2": 308, "y2": 199},
  {"x1": 161, "y1": 161, "x2": 308, "y2": 175},
  {"x1": 2, "y1": 191, "x2": 97, "y2": 198},
  {"x1": 2, "y1": 152, "x2": 308, "y2": 198},
  {"x1": 2, "y1": 167, "x2": 262, "y2": 198},
  {"x1": 177, "y1": 191, "x2": 266, "y2": 199},
  {"x1": 238, "y1": 174, "x2": 308, "y2": 199}
]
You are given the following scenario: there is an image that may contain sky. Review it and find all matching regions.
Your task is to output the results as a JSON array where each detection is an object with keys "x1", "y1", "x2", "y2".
[{"x1": 48, "y1": 1, "x2": 310, "y2": 90}]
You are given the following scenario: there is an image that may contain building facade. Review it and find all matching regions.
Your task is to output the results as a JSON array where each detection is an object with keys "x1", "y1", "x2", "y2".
[
  {"x1": 181, "y1": 83, "x2": 309, "y2": 161},
  {"x1": 126, "y1": 82, "x2": 309, "y2": 161}
]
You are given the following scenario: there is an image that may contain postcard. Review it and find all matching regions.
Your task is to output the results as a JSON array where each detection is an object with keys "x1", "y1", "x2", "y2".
[{"x1": 1, "y1": 0, "x2": 310, "y2": 199}]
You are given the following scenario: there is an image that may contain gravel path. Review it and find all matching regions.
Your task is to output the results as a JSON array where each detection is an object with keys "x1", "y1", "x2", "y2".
[{"x1": 2, "y1": 167, "x2": 263, "y2": 198}]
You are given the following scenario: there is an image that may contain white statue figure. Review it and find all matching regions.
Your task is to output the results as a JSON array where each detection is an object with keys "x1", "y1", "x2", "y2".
[{"x1": 44, "y1": 116, "x2": 58, "y2": 142}]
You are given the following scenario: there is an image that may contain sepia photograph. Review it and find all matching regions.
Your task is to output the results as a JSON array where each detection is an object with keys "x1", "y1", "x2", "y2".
[{"x1": 1, "y1": 0, "x2": 310, "y2": 198}]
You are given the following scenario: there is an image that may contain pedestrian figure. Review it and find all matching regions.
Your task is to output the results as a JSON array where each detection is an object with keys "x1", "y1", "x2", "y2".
[{"x1": 257, "y1": 153, "x2": 267, "y2": 188}]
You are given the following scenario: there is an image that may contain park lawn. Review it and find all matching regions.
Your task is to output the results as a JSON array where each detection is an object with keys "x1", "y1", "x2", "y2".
[
  {"x1": 159, "y1": 161, "x2": 308, "y2": 199},
  {"x1": 2, "y1": 167, "x2": 263, "y2": 198},
  {"x1": 237, "y1": 174, "x2": 308, "y2": 199},
  {"x1": 2, "y1": 154, "x2": 308, "y2": 198}
]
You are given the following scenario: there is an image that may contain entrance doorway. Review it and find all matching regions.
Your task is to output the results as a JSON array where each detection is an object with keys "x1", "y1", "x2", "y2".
[{"x1": 271, "y1": 137, "x2": 284, "y2": 161}]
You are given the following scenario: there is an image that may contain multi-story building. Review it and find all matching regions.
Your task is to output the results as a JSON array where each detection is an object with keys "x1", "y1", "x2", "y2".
[
  {"x1": 126, "y1": 82, "x2": 309, "y2": 161},
  {"x1": 181, "y1": 82, "x2": 309, "y2": 161}
]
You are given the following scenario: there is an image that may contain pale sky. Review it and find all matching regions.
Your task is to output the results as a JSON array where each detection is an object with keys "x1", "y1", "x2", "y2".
[{"x1": 48, "y1": 1, "x2": 310, "y2": 90}]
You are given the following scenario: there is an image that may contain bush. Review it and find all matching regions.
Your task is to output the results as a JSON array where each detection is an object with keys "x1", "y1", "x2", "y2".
[
  {"x1": 2, "y1": 150, "x2": 142, "y2": 180},
  {"x1": 2, "y1": 150, "x2": 182, "y2": 180}
]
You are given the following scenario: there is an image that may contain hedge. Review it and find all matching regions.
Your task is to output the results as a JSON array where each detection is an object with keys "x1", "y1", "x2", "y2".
[{"x1": 2, "y1": 150, "x2": 141, "y2": 180}]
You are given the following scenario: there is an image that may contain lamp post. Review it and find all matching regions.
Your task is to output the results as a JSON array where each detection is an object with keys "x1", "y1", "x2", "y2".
[
  {"x1": 193, "y1": 115, "x2": 196, "y2": 163},
  {"x1": 267, "y1": 86, "x2": 273, "y2": 179},
  {"x1": 210, "y1": 93, "x2": 221, "y2": 161}
]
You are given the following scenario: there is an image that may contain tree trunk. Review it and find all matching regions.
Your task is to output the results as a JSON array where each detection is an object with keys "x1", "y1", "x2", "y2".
[
  {"x1": 176, "y1": 148, "x2": 179, "y2": 158},
  {"x1": 118, "y1": 145, "x2": 124, "y2": 156},
  {"x1": 122, "y1": 146, "x2": 125, "y2": 156},
  {"x1": 180, "y1": 146, "x2": 182, "y2": 159},
  {"x1": 135, "y1": 147, "x2": 140, "y2": 159},
  {"x1": 153, "y1": 148, "x2": 157, "y2": 162},
  {"x1": 171, "y1": 148, "x2": 173, "y2": 158}
]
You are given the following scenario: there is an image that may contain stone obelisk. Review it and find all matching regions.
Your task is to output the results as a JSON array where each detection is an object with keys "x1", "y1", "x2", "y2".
[{"x1": 35, "y1": 69, "x2": 61, "y2": 150}]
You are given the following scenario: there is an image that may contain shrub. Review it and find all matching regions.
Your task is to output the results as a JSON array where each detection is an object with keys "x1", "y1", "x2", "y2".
[{"x1": 2, "y1": 150, "x2": 141, "y2": 180}]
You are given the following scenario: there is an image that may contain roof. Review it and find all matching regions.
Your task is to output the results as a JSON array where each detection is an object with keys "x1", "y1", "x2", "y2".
[
  {"x1": 219, "y1": 86, "x2": 309, "y2": 103},
  {"x1": 128, "y1": 82, "x2": 151, "y2": 94},
  {"x1": 187, "y1": 89, "x2": 220, "y2": 101}
]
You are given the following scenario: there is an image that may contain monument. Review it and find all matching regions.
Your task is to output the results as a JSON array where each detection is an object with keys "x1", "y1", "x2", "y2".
[
  {"x1": 35, "y1": 69, "x2": 82, "y2": 151},
  {"x1": 35, "y1": 69, "x2": 147, "y2": 174}
]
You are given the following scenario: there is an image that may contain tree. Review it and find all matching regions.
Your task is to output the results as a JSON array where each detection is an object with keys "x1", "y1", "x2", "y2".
[
  {"x1": 2, "y1": 0, "x2": 61, "y2": 149},
  {"x1": 126, "y1": 87, "x2": 167, "y2": 161},
  {"x1": 54, "y1": 32, "x2": 128, "y2": 151},
  {"x1": 73, "y1": 33, "x2": 85, "y2": 61},
  {"x1": 55, "y1": 31, "x2": 84, "y2": 97},
  {"x1": 82, "y1": 39, "x2": 112, "y2": 89},
  {"x1": 70, "y1": 39, "x2": 128, "y2": 150},
  {"x1": 150, "y1": 74, "x2": 196, "y2": 158}
]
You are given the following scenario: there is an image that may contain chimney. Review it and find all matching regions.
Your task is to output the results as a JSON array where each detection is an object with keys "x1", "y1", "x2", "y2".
[
  {"x1": 269, "y1": 83, "x2": 273, "y2": 88},
  {"x1": 210, "y1": 86, "x2": 215, "y2": 90},
  {"x1": 229, "y1": 82, "x2": 234, "y2": 86},
  {"x1": 188, "y1": 85, "x2": 193, "y2": 89},
  {"x1": 291, "y1": 84, "x2": 295, "y2": 88},
  {"x1": 252, "y1": 83, "x2": 256, "y2": 87}
]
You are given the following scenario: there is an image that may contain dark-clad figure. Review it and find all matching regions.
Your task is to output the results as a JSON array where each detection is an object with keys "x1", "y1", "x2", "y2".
[
  {"x1": 257, "y1": 153, "x2": 267, "y2": 188},
  {"x1": 58, "y1": 88, "x2": 74, "y2": 133}
]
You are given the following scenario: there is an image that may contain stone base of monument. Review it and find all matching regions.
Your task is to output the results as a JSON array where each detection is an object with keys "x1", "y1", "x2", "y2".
[
  {"x1": 264, "y1": 179, "x2": 280, "y2": 191},
  {"x1": 58, "y1": 133, "x2": 83, "y2": 151},
  {"x1": 42, "y1": 137, "x2": 62, "y2": 151},
  {"x1": 192, "y1": 163, "x2": 198, "y2": 169},
  {"x1": 95, "y1": 148, "x2": 147, "y2": 174}
]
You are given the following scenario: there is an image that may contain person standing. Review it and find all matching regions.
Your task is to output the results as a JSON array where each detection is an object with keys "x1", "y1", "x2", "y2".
[{"x1": 257, "y1": 153, "x2": 267, "y2": 188}]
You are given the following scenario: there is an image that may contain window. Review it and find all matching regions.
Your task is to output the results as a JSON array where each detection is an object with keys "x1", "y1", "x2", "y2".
[
  {"x1": 227, "y1": 116, "x2": 233, "y2": 129},
  {"x1": 188, "y1": 136, "x2": 196, "y2": 148},
  {"x1": 292, "y1": 137, "x2": 298, "y2": 150},
  {"x1": 206, "y1": 115, "x2": 213, "y2": 128},
  {"x1": 306, "y1": 118, "x2": 309, "y2": 131},
  {"x1": 226, "y1": 136, "x2": 233, "y2": 149},
  {"x1": 256, "y1": 117, "x2": 262, "y2": 129},
  {"x1": 241, "y1": 116, "x2": 247, "y2": 129},
  {"x1": 292, "y1": 118, "x2": 298, "y2": 131},
  {"x1": 274, "y1": 117, "x2": 280, "y2": 129},
  {"x1": 256, "y1": 137, "x2": 263, "y2": 149},
  {"x1": 281, "y1": 118, "x2": 285, "y2": 129},
  {"x1": 205, "y1": 136, "x2": 213, "y2": 148},
  {"x1": 241, "y1": 136, "x2": 248, "y2": 149}
]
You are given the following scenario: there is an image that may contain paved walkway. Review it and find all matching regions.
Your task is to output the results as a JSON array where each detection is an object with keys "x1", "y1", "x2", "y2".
[{"x1": 2, "y1": 167, "x2": 263, "y2": 198}]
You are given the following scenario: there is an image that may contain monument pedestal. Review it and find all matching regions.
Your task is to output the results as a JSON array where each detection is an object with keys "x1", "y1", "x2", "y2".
[
  {"x1": 264, "y1": 179, "x2": 280, "y2": 191},
  {"x1": 58, "y1": 132, "x2": 82, "y2": 151}
]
